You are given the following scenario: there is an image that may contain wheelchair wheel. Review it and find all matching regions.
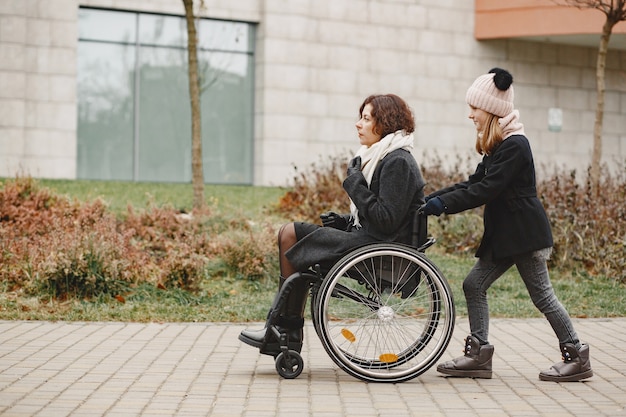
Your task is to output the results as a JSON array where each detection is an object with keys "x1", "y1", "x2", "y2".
[
  {"x1": 275, "y1": 350, "x2": 304, "y2": 379},
  {"x1": 315, "y1": 243, "x2": 455, "y2": 383}
]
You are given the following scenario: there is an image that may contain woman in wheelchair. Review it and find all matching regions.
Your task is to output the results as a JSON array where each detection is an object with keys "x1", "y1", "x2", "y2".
[{"x1": 239, "y1": 94, "x2": 425, "y2": 358}]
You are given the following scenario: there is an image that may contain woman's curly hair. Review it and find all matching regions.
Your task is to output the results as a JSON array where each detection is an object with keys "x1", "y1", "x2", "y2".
[{"x1": 359, "y1": 94, "x2": 415, "y2": 137}]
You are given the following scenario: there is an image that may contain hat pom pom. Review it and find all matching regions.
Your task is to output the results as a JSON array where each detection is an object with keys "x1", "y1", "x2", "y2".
[{"x1": 489, "y1": 67, "x2": 513, "y2": 91}]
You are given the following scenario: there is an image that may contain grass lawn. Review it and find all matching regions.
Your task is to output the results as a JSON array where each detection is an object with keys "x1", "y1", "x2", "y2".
[
  {"x1": 1, "y1": 179, "x2": 623, "y2": 322},
  {"x1": 40, "y1": 179, "x2": 286, "y2": 218}
]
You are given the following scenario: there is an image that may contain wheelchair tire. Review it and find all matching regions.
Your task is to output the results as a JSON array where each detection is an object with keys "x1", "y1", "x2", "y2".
[
  {"x1": 275, "y1": 350, "x2": 304, "y2": 379},
  {"x1": 314, "y1": 243, "x2": 455, "y2": 383}
]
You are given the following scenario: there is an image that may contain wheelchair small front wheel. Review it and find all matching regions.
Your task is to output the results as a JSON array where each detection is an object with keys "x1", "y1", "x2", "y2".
[{"x1": 275, "y1": 350, "x2": 304, "y2": 379}]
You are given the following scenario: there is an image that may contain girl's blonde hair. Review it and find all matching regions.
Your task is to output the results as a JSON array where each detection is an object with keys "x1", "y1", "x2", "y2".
[{"x1": 475, "y1": 112, "x2": 503, "y2": 155}]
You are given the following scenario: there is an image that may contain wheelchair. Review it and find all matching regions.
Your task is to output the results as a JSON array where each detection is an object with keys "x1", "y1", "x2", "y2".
[{"x1": 257, "y1": 211, "x2": 454, "y2": 383}]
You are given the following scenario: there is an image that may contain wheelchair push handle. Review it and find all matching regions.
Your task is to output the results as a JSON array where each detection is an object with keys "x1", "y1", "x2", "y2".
[{"x1": 411, "y1": 208, "x2": 432, "y2": 250}]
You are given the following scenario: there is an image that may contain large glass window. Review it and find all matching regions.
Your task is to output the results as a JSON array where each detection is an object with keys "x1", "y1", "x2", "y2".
[{"x1": 77, "y1": 8, "x2": 255, "y2": 184}]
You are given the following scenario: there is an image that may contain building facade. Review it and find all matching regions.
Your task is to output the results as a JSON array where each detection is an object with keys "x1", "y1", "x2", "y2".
[{"x1": 1, "y1": 0, "x2": 625, "y2": 186}]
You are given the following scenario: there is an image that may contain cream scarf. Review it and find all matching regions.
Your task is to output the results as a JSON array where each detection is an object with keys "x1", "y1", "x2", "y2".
[
  {"x1": 500, "y1": 110, "x2": 525, "y2": 139},
  {"x1": 349, "y1": 130, "x2": 414, "y2": 228}
]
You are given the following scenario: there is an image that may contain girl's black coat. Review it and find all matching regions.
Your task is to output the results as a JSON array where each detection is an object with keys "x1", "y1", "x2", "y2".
[
  {"x1": 430, "y1": 135, "x2": 553, "y2": 260},
  {"x1": 286, "y1": 149, "x2": 425, "y2": 271}
]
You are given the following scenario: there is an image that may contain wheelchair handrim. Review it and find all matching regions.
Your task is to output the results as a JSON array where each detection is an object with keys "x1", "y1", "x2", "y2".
[{"x1": 315, "y1": 244, "x2": 455, "y2": 383}]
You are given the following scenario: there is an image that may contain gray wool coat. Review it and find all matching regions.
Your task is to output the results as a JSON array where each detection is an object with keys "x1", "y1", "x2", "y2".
[{"x1": 285, "y1": 149, "x2": 425, "y2": 271}]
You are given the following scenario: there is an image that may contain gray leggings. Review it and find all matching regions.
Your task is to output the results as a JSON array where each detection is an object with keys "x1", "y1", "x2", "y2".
[{"x1": 464, "y1": 248, "x2": 581, "y2": 349}]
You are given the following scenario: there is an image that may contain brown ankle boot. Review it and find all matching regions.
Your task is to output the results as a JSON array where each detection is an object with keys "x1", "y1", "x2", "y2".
[
  {"x1": 437, "y1": 335, "x2": 494, "y2": 379},
  {"x1": 539, "y1": 343, "x2": 593, "y2": 382}
]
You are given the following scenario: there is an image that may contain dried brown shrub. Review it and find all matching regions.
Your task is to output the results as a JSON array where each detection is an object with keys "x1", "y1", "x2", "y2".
[
  {"x1": 0, "y1": 177, "x2": 278, "y2": 300},
  {"x1": 210, "y1": 221, "x2": 279, "y2": 281},
  {"x1": 539, "y1": 165, "x2": 626, "y2": 281},
  {"x1": 274, "y1": 153, "x2": 626, "y2": 282},
  {"x1": 0, "y1": 177, "x2": 152, "y2": 298},
  {"x1": 276, "y1": 154, "x2": 351, "y2": 223}
]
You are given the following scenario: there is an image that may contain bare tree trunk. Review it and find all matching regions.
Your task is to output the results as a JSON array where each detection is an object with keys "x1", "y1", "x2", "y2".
[
  {"x1": 182, "y1": 0, "x2": 204, "y2": 210},
  {"x1": 560, "y1": 0, "x2": 626, "y2": 191},
  {"x1": 590, "y1": 19, "x2": 611, "y2": 192}
]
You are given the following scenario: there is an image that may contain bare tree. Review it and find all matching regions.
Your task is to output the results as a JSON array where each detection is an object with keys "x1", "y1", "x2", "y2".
[
  {"x1": 560, "y1": 0, "x2": 626, "y2": 190},
  {"x1": 182, "y1": 0, "x2": 204, "y2": 209}
]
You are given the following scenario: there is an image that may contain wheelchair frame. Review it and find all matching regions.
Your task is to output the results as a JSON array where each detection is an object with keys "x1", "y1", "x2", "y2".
[{"x1": 267, "y1": 211, "x2": 455, "y2": 383}]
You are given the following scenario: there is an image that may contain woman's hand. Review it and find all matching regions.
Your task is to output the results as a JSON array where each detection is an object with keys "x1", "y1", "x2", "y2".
[
  {"x1": 347, "y1": 156, "x2": 362, "y2": 177},
  {"x1": 320, "y1": 212, "x2": 349, "y2": 230}
]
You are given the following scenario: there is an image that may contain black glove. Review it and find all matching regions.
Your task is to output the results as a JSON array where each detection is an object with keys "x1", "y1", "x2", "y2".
[
  {"x1": 347, "y1": 156, "x2": 362, "y2": 177},
  {"x1": 320, "y1": 211, "x2": 349, "y2": 230},
  {"x1": 420, "y1": 197, "x2": 445, "y2": 216}
]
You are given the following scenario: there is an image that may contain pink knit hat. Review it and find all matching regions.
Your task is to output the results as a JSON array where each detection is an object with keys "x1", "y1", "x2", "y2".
[{"x1": 465, "y1": 68, "x2": 514, "y2": 118}]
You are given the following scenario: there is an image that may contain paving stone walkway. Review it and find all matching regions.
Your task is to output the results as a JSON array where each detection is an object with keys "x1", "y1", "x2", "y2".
[{"x1": 0, "y1": 318, "x2": 624, "y2": 416}]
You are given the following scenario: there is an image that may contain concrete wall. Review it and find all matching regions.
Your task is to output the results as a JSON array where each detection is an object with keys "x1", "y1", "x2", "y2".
[
  {"x1": 0, "y1": 0, "x2": 78, "y2": 178},
  {"x1": 1, "y1": 0, "x2": 625, "y2": 186}
]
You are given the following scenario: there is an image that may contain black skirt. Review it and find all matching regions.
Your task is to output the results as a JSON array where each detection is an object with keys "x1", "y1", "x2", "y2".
[{"x1": 286, "y1": 222, "x2": 379, "y2": 272}]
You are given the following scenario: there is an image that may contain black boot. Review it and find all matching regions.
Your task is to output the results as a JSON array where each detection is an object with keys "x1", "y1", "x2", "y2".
[
  {"x1": 437, "y1": 335, "x2": 494, "y2": 379},
  {"x1": 239, "y1": 316, "x2": 304, "y2": 356},
  {"x1": 539, "y1": 343, "x2": 593, "y2": 382},
  {"x1": 238, "y1": 273, "x2": 309, "y2": 356}
]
